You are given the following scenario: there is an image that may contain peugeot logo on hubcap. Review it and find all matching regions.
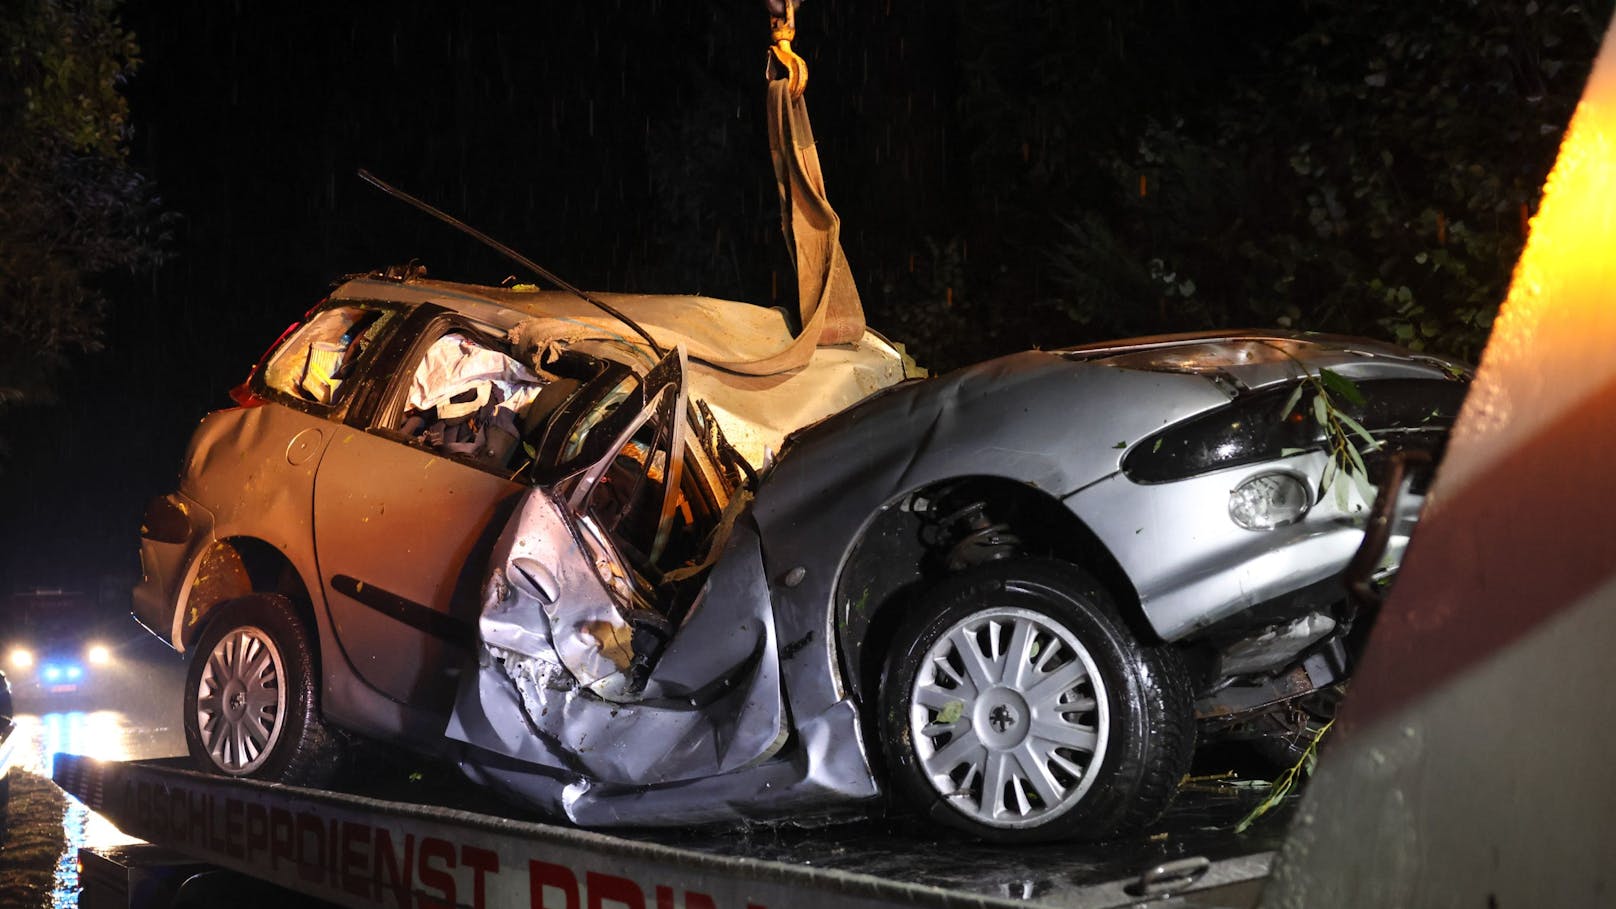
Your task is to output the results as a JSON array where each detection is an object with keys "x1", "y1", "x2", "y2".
[{"x1": 989, "y1": 703, "x2": 1019, "y2": 733}]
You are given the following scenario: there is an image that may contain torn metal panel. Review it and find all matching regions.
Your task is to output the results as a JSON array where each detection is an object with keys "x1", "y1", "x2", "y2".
[
  {"x1": 451, "y1": 495, "x2": 790, "y2": 790},
  {"x1": 457, "y1": 697, "x2": 878, "y2": 828},
  {"x1": 477, "y1": 489, "x2": 638, "y2": 696},
  {"x1": 640, "y1": 517, "x2": 776, "y2": 701},
  {"x1": 131, "y1": 491, "x2": 213, "y2": 648}
]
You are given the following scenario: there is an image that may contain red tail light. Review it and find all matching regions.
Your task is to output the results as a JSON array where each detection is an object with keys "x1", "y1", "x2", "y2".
[{"x1": 228, "y1": 380, "x2": 267, "y2": 407}]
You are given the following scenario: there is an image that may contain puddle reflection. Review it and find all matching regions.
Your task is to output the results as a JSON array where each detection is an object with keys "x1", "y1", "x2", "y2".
[{"x1": 13, "y1": 710, "x2": 150, "y2": 908}]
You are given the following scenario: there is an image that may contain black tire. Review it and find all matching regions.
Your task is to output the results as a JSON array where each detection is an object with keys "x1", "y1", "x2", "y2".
[
  {"x1": 879, "y1": 559, "x2": 1194, "y2": 843},
  {"x1": 183, "y1": 595, "x2": 343, "y2": 787}
]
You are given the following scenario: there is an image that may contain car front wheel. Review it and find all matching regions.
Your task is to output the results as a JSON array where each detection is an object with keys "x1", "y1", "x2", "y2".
[
  {"x1": 879, "y1": 559, "x2": 1193, "y2": 842},
  {"x1": 183, "y1": 595, "x2": 342, "y2": 786}
]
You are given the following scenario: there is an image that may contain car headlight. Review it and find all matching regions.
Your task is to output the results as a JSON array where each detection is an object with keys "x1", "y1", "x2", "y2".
[
  {"x1": 43, "y1": 665, "x2": 62, "y2": 682},
  {"x1": 1229, "y1": 473, "x2": 1311, "y2": 530},
  {"x1": 8, "y1": 648, "x2": 33, "y2": 669},
  {"x1": 86, "y1": 644, "x2": 112, "y2": 665}
]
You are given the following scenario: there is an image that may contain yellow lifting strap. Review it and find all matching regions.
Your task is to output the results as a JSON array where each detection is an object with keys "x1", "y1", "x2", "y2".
[
  {"x1": 766, "y1": 77, "x2": 867, "y2": 349},
  {"x1": 692, "y1": 14, "x2": 866, "y2": 376}
]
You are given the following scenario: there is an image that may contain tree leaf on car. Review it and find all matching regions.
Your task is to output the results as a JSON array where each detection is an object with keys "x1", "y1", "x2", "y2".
[
  {"x1": 1343, "y1": 437, "x2": 1369, "y2": 478},
  {"x1": 1335, "y1": 410, "x2": 1381, "y2": 450},
  {"x1": 1278, "y1": 382, "x2": 1306, "y2": 419},
  {"x1": 1319, "y1": 459, "x2": 1352, "y2": 512},
  {"x1": 1351, "y1": 469, "x2": 1377, "y2": 512},
  {"x1": 936, "y1": 700, "x2": 965, "y2": 725},
  {"x1": 1317, "y1": 368, "x2": 1367, "y2": 407}
]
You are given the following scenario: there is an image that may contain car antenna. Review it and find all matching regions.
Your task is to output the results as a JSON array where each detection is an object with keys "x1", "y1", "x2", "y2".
[{"x1": 356, "y1": 168, "x2": 665, "y2": 356}]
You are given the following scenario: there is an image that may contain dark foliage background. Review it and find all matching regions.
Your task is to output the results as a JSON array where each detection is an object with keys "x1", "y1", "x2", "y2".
[{"x1": 0, "y1": 0, "x2": 1609, "y2": 592}]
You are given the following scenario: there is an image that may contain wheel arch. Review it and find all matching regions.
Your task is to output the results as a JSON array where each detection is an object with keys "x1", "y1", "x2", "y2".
[
  {"x1": 832, "y1": 475, "x2": 1146, "y2": 706},
  {"x1": 176, "y1": 536, "x2": 320, "y2": 653}
]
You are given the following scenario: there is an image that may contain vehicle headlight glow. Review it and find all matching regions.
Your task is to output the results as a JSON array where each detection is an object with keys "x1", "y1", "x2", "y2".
[
  {"x1": 43, "y1": 665, "x2": 62, "y2": 682},
  {"x1": 86, "y1": 644, "x2": 112, "y2": 665},
  {"x1": 8, "y1": 648, "x2": 33, "y2": 669},
  {"x1": 1229, "y1": 473, "x2": 1311, "y2": 530}
]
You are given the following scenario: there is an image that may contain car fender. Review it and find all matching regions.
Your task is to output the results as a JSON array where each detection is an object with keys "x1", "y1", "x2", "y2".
[{"x1": 749, "y1": 351, "x2": 1230, "y2": 718}]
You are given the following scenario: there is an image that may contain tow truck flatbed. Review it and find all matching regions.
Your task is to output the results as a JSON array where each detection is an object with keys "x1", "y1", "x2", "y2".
[{"x1": 54, "y1": 753, "x2": 1276, "y2": 908}]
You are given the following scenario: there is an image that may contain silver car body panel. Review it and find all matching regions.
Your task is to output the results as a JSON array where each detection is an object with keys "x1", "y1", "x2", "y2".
[
  {"x1": 1064, "y1": 331, "x2": 1460, "y2": 390},
  {"x1": 750, "y1": 340, "x2": 1456, "y2": 695},
  {"x1": 1066, "y1": 458, "x2": 1415, "y2": 642},
  {"x1": 457, "y1": 696, "x2": 878, "y2": 827},
  {"x1": 130, "y1": 490, "x2": 213, "y2": 646},
  {"x1": 445, "y1": 514, "x2": 877, "y2": 824}
]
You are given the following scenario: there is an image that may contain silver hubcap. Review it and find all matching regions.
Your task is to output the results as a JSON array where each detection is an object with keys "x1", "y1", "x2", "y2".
[
  {"x1": 909, "y1": 606, "x2": 1109, "y2": 828},
  {"x1": 195, "y1": 626, "x2": 287, "y2": 774}
]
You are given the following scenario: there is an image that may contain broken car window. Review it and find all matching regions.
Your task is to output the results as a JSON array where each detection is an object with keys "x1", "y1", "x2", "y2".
[
  {"x1": 564, "y1": 350, "x2": 720, "y2": 621},
  {"x1": 561, "y1": 374, "x2": 638, "y2": 466},
  {"x1": 263, "y1": 305, "x2": 396, "y2": 405}
]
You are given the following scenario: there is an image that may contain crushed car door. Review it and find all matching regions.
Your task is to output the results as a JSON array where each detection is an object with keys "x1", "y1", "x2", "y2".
[
  {"x1": 448, "y1": 346, "x2": 788, "y2": 785},
  {"x1": 310, "y1": 320, "x2": 543, "y2": 713}
]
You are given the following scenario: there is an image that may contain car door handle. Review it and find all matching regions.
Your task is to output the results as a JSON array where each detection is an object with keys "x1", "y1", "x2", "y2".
[{"x1": 508, "y1": 558, "x2": 559, "y2": 605}]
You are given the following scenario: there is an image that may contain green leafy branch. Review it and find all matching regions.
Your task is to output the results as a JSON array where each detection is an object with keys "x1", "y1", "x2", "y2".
[
  {"x1": 1270, "y1": 345, "x2": 1382, "y2": 513},
  {"x1": 1235, "y1": 718, "x2": 1335, "y2": 834}
]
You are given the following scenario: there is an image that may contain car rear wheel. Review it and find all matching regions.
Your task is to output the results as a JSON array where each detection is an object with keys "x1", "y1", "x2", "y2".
[
  {"x1": 183, "y1": 595, "x2": 342, "y2": 786},
  {"x1": 879, "y1": 559, "x2": 1193, "y2": 842}
]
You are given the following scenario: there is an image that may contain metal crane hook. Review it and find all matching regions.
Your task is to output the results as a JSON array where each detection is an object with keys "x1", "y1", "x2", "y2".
[{"x1": 768, "y1": 2, "x2": 808, "y2": 99}]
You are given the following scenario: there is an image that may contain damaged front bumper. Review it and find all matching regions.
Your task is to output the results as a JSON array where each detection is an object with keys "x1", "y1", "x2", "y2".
[{"x1": 1067, "y1": 452, "x2": 1418, "y2": 644}]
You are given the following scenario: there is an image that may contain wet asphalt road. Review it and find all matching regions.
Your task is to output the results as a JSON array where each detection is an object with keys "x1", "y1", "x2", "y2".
[
  {"x1": 8, "y1": 622, "x2": 189, "y2": 866},
  {"x1": 8, "y1": 626, "x2": 189, "y2": 770}
]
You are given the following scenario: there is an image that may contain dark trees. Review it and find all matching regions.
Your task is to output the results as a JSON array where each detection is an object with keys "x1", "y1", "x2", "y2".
[
  {"x1": 0, "y1": 0, "x2": 165, "y2": 415},
  {"x1": 887, "y1": 0, "x2": 1610, "y2": 367}
]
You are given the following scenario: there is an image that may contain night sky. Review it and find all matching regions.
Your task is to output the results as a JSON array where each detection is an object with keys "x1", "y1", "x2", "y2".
[{"x1": 0, "y1": 2, "x2": 1600, "y2": 598}]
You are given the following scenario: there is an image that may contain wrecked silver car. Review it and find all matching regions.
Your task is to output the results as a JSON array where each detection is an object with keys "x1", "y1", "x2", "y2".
[{"x1": 134, "y1": 270, "x2": 1466, "y2": 842}]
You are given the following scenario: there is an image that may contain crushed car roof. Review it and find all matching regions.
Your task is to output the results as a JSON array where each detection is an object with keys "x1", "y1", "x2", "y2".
[{"x1": 328, "y1": 276, "x2": 912, "y2": 467}]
